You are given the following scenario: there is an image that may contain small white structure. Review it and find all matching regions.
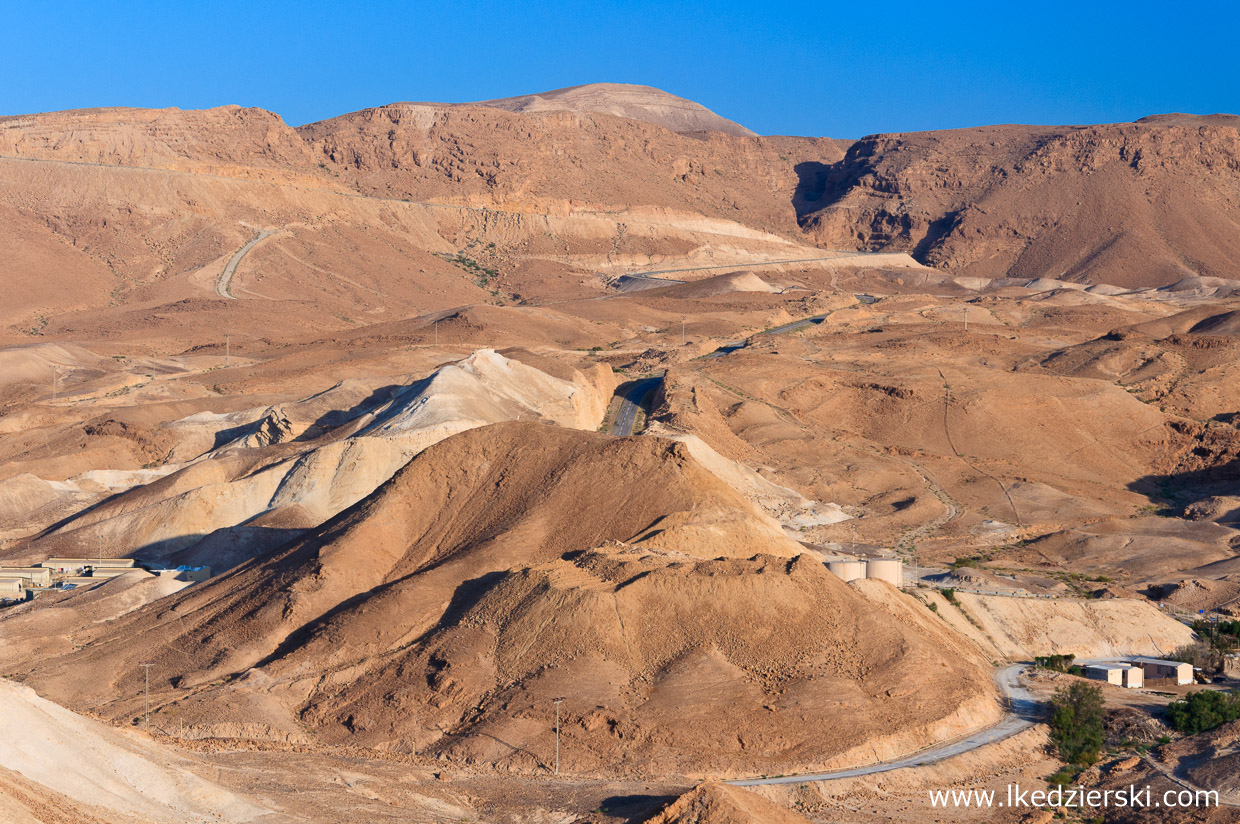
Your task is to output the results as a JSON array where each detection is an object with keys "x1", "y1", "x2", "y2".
[
  {"x1": 154, "y1": 565, "x2": 211, "y2": 583},
  {"x1": 865, "y1": 558, "x2": 903, "y2": 586},
  {"x1": 1127, "y1": 657, "x2": 1193, "y2": 686},
  {"x1": 1084, "y1": 663, "x2": 1143, "y2": 689},
  {"x1": 825, "y1": 557, "x2": 903, "y2": 585},
  {"x1": 826, "y1": 560, "x2": 865, "y2": 582}
]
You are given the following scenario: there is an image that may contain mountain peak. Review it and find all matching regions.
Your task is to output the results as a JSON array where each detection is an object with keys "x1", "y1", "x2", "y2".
[{"x1": 467, "y1": 82, "x2": 757, "y2": 137}]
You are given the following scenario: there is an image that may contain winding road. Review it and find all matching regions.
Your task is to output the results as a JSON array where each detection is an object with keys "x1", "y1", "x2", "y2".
[
  {"x1": 608, "y1": 377, "x2": 662, "y2": 436},
  {"x1": 216, "y1": 229, "x2": 273, "y2": 299},
  {"x1": 727, "y1": 665, "x2": 1039, "y2": 786}
]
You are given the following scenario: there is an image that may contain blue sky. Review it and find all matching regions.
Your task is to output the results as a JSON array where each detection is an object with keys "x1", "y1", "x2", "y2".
[{"x1": 2, "y1": 1, "x2": 1237, "y2": 136}]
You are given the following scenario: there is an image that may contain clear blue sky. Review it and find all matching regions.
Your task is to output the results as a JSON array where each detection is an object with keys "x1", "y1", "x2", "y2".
[{"x1": 3, "y1": 0, "x2": 1237, "y2": 137}]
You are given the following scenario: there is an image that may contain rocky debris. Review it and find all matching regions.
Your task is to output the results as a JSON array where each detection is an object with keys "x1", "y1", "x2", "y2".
[
  {"x1": 1106, "y1": 707, "x2": 1172, "y2": 747},
  {"x1": 645, "y1": 782, "x2": 813, "y2": 824}
]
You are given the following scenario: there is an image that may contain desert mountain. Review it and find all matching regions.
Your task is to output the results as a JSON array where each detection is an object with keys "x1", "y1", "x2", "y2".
[
  {"x1": 8, "y1": 422, "x2": 994, "y2": 777},
  {"x1": 799, "y1": 115, "x2": 1240, "y2": 287},
  {"x1": 467, "y1": 82, "x2": 758, "y2": 137},
  {"x1": 3, "y1": 93, "x2": 1234, "y2": 353}
]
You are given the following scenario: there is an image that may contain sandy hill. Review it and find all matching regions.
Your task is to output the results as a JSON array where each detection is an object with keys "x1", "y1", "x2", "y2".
[
  {"x1": 646, "y1": 782, "x2": 811, "y2": 824},
  {"x1": 22, "y1": 350, "x2": 615, "y2": 569},
  {"x1": 9, "y1": 422, "x2": 995, "y2": 777},
  {"x1": 798, "y1": 115, "x2": 1240, "y2": 288},
  {"x1": 467, "y1": 83, "x2": 757, "y2": 137}
]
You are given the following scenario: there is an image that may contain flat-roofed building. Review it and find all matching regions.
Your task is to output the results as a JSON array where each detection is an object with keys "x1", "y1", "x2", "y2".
[
  {"x1": 0, "y1": 567, "x2": 52, "y2": 587},
  {"x1": 1127, "y1": 657, "x2": 1193, "y2": 686},
  {"x1": 0, "y1": 578, "x2": 24, "y2": 598},
  {"x1": 42, "y1": 558, "x2": 137, "y2": 572},
  {"x1": 1084, "y1": 663, "x2": 1143, "y2": 688}
]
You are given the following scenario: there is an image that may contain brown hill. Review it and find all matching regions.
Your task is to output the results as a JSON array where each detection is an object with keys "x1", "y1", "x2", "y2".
[
  {"x1": 467, "y1": 82, "x2": 757, "y2": 136},
  {"x1": 646, "y1": 782, "x2": 812, "y2": 824},
  {"x1": 296, "y1": 102, "x2": 843, "y2": 231},
  {"x1": 0, "y1": 100, "x2": 842, "y2": 347},
  {"x1": 798, "y1": 115, "x2": 1240, "y2": 287},
  {"x1": 7, "y1": 422, "x2": 994, "y2": 777}
]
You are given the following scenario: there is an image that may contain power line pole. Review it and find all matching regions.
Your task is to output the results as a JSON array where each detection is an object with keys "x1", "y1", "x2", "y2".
[
  {"x1": 963, "y1": 306, "x2": 968, "y2": 332},
  {"x1": 553, "y1": 697, "x2": 565, "y2": 775},
  {"x1": 225, "y1": 335, "x2": 231, "y2": 368},
  {"x1": 97, "y1": 534, "x2": 102, "y2": 566},
  {"x1": 141, "y1": 662, "x2": 153, "y2": 728},
  {"x1": 434, "y1": 319, "x2": 438, "y2": 346},
  {"x1": 51, "y1": 367, "x2": 58, "y2": 403},
  {"x1": 681, "y1": 317, "x2": 685, "y2": 346}
]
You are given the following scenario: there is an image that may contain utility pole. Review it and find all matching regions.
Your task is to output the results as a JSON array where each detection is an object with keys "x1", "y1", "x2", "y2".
[
  {"x1": 963, "y1": 306, "x2": 968, "y2": 332},
  {"x1": 225, "y1": 335, "x2": 230, "y2": 368},
  {"x1": 141, "y1": 662, "x2": 153, "y2": 728},
  {"x1": 97, "y1": 534, "x2": 102, "y2": 566},
  {"x1": 50, "y1": 367, "x2": 59, "y2": 403},
  {"x1": 553, "y1": 697, "x2": 565, "y2": 775},
  {"x1": 681, "y1": 317, "x2": 685, "y2": 346},
  {"x1": 434, "y1": 319, "x2": 438, "y2": 346}
]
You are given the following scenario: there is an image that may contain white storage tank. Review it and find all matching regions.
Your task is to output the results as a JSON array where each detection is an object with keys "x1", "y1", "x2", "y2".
[
  {"x1": 865, "y1": 558, "x2": 903, "y2": 586},
  {"x1": 827, "y1": 560, "x2": 865, "y2": 582}
]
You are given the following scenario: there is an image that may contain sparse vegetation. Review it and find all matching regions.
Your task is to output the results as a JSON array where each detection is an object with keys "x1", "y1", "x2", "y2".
[
  {"x1": 948, "y1": 555, "x2": 983, "y2": 569},
  {"x1": 24, "y1": 314, "x2": 49, "y2": 336},
  {"x1": 436, "y1": 251, "x2": 499, "y2": 288},
  {"x1": 1049, "y1": 681, "x2": 1106, "y2": 766},
  {"x1": 1035, "y1": 654, "x2": 1081, "y2": 674}
]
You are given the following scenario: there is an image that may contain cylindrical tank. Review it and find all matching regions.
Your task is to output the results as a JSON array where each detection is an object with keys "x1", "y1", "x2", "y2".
[
  {"x1": 865, "y1": 558, "x2": 903, "y2": 586},
  {"x1": 827, "y1": 560, "x2": 865, "y2": 582}
]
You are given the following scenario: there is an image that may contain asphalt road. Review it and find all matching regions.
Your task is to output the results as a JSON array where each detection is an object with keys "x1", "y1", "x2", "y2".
[
  {"x1": 703, "y1": 313, "x2": 831, "y2": 359},
  {"x1": 727, "y1": 665, "x2": 1038, "y2": 786},
  {"x1": 216, "y1": 229, "x2": 273, "y2": 299},
  {"x1": 608, "y1": 377, "x2": 661, "y2": 436}
]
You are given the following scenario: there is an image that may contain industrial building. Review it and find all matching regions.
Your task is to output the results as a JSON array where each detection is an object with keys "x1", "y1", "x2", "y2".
[
  {"x1": 1083, "y1": 663, "x2": 1144, "y2": 689},
  {"x1": 0, "y1": 567, "x2": 52, "y2": 587},
  {"x1": 825, "y1": 557, "x2": 903, "y2": 585},
  {"x1": 1126, "y1": 657, "x2": 1194, "y2": 686},
  {"x1": 43, "y1": 558, "x2": 137, "y2": 573}
]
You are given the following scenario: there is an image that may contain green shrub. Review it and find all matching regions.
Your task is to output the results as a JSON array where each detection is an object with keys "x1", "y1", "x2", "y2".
[
  {"x1": 1049, "y1": 681, "x2": 1105, "y2": 765},
  {"x1": 1035, "y1": 654, "x2": 1077, "y2": 673},
  {"x1": 1047, "y1": 766, "x2": 1077, "y2": 786},
  {"x1": 1167, "y1": 690, "x2": 1240, "y2": 735}
]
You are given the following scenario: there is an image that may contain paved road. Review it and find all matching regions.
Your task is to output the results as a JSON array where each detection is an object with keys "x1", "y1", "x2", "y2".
[
  {"x1": 216, "y1": 229, "x2": 273, "y2": 299},
  {"x1": 727, "y1": 665, "x2": 1038, "y2": 786},
  {"x1": 622, "y1": 254, "x2": 878, "y2": 280},
  {"x1": 608, "y1": 377, "x2": 661, "y2": 436},
  {"x1": 703, "y1": 313, "x2": 832, "y2": 359}
]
